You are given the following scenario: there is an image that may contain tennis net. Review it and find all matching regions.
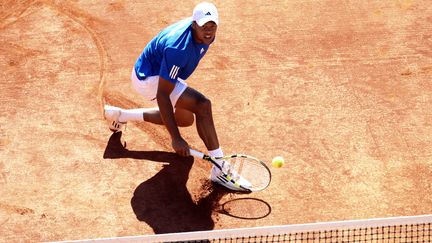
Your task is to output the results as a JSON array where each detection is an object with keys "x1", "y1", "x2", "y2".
[{"x1": 67, "y1": 214, "x2": 432, "y2": 242}]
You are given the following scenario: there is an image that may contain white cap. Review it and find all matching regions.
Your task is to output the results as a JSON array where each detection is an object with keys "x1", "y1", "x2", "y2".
[{"x1": 192, "y1": 2, "x2": 219, "y2": 26}]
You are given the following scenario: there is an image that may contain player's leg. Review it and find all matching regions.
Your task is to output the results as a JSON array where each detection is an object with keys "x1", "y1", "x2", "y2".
[
  {"x1": 105, "y1": 70, "x2": 194, "y2": 129},
  {"x1": 130, "y1": 72, "x2": 194, "y2": 127},
  {"x1": 175, "y1": 86, "x2": 220, "y2": 151},
  {"x1": 105, "y1": 105, "x2": 194, "y2": 128},
  {"x1": 142, "y1": 107, "x2": 194, "y2": 127},
  {"x1": 175, "y1": 86, "x2": 244, "y2": 190},
  {"x1": 174, "y1": 108, "x2": 194, "y2": 127},
  {"x1": 103, "y1": 70, "x2": 155, "y2": 131}
]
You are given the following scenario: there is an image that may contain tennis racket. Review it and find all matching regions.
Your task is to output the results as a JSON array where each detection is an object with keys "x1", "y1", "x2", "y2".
[{"x1": 189, "y1": 149, "x2": 271, "y2": 192}]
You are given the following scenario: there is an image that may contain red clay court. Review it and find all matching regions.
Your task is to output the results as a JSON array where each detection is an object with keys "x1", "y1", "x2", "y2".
[{"x1": 1, "y1": 0, "x2": 431, "y2": 242}]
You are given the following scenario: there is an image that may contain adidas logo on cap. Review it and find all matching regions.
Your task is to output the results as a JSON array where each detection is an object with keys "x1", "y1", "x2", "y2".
[{"x1": 205, "y1": 12, "x2": 211, "y2": 16}]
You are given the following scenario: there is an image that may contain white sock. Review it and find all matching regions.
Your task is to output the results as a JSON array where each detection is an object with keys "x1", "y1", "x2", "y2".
[
  {"x1": 208, "y1": 147, "x2": 224, "y2": 158},
  {"x1": 118, "y1": 108, "x2": 147, "y2": 122}
]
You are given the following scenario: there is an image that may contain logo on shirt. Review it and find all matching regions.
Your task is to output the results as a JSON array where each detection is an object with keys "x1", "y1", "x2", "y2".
[
  {"x1": 205, "y1": 12, "x2": 211, "y2": 16},
  {"x1": 200, "y1": 48, "x2": 205, "y2": 54},
  {"x1": 169, "y1": 65, "x2": 180, "y2": 79}
]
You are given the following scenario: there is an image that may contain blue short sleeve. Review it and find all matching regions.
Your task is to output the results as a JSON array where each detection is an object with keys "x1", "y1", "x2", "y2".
[{"x1": 160, "y1": 48, "x2": 185, "y2": 83}]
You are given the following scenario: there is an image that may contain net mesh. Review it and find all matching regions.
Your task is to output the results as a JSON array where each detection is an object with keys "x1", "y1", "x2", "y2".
[
  {"x1": 67, "y1": 215, "x2": 432, "y2": 243},
  {"x1": 191, "y1": 224, "x2": 432, "y2": 242}
]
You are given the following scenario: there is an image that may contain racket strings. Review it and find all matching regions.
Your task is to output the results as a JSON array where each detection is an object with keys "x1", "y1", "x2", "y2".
[
  {"x1": 228, "y1": 156, "x2": 271, "y2": 190},
  {"x1": 221, "y1": 159, "x2": 241, "y2": 181}
]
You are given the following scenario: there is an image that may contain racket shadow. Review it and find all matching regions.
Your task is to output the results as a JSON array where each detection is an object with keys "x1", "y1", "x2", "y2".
[
  {"x1": 103, "y1": 132, "x2": 228, "y2": 234},
  {"x1": 217, "y1": 197, "x2": 272, "y2": 220}
]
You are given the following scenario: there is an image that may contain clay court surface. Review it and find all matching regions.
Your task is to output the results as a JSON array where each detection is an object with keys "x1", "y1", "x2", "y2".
[{"x1": 1, "y1": 0, "x2": 431, "y2": 242}]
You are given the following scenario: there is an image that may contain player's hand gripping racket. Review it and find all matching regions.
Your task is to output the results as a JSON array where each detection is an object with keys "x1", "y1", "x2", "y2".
[{"x1": 189, "y1": 149, "x2": 271, "y2": 192}]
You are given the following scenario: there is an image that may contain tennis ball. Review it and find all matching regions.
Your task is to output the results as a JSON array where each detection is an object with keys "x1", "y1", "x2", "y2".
[{"x1": 271, "y1": 156, "x2": 285, "y2": 168}]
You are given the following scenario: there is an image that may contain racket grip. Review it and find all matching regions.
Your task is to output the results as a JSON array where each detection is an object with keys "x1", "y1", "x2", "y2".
[{"x1": 189, "y1": 149, "x2": 205, "y2": 159}]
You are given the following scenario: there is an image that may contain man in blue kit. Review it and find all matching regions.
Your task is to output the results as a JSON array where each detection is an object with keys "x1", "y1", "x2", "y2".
[{"x1": 104, "y1": 2, "x2": 247, "y2": 191}]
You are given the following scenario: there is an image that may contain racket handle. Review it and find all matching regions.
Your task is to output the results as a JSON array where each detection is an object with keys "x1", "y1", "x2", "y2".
[{"x1": 189, "y1": 149, "x2": 205, "y2": 159}]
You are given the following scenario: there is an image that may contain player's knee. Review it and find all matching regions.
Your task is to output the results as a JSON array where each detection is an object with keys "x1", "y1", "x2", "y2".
[
  {"x1": 195, "y1": 97, "x2": 212, "y2": 117},
  {"x1": 177, "y1": 115, "x2": 194, "y2": 127},
  {"x1": 175, "y1": 108, "x2": 195, "y2": 127}
]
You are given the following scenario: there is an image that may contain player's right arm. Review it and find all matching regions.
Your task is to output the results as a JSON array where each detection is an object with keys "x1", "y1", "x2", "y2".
[{"x1": 156, "y1": 76, "x2": 190, "y2": 157}]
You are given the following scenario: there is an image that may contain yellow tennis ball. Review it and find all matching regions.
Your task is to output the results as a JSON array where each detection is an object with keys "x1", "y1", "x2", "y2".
[{"x1": 272, "y1": 156, "x2": 285, "y2": 168}]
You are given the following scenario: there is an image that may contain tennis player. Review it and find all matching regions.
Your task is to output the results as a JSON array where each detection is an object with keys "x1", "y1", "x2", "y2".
[{"x1": 104, "y1": 2, "x2": 245, "y2": 191}]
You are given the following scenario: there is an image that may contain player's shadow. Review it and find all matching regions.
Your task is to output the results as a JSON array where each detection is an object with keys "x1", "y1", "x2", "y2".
[{"x1": 103, "y1": 132, "x2": 227, "y2": 234}]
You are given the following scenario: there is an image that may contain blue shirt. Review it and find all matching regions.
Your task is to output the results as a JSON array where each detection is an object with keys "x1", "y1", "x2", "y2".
[{"x1": 134, "y1": 18, "x2": 210, "y2": 83}]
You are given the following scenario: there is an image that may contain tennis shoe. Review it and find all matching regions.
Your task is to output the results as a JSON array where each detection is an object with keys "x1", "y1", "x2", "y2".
[
  {"x1": 104, "y1": 105, "x2": 127, "y2": 132},
  {"x1": 210, "y1": 164, "x2": 252, "y2": 192}
]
